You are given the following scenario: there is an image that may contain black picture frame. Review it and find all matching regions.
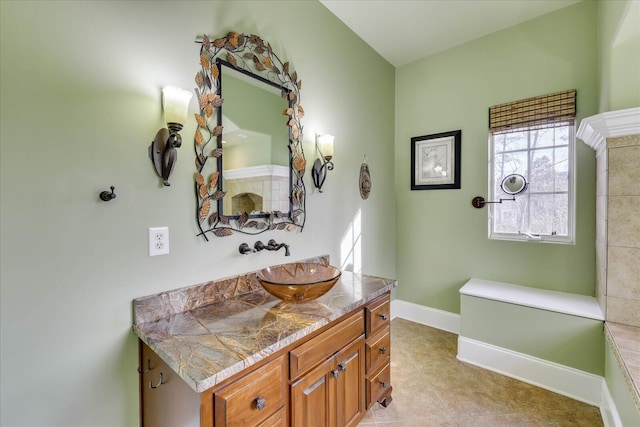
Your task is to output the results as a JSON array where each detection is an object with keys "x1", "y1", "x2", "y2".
[{"x1": 411, "y1": 130, "x2": 461, "y2": 190}]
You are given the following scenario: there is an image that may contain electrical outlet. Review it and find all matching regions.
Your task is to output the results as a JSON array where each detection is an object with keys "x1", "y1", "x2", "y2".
[{"x1": 149, "y1": 227, "x2": 170, "y2": 256}]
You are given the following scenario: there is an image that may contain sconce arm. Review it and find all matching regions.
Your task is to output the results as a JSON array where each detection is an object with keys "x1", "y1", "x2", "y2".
[{"x1": 325, "y1": 157, "x2": 334, "y2": 171}]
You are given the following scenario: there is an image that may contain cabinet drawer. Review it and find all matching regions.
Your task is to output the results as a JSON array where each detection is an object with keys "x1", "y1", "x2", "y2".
[
  {"x1": 366, "y1": 363, "x2": 390, "y2": 409},
  {"x1": 214, "y1": 355, "x2": 287, "y2": 427},
  {"x1": 290, "y1": 310, "x2": 364, "y2": 380},
  {"x1": 255, "y1": 406, "x2": 287, "y2": 427},
  {"x1": 365, "y1": 294, "x2": 390, "y2": 337},
  {"x1": 365, "y1": 326, "x2": 390, "y2": 374}
]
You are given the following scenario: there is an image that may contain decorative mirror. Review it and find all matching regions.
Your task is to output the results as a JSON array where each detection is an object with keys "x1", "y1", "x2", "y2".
[
  {"x1": 500, "y1": 173, "x2": 527, "y2": 195},
  {"x1": 193, "y1": 32, "x2": 306, "y2": 240}
]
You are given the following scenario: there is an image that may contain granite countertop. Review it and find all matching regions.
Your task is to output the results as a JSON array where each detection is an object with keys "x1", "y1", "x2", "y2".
[{"x1": 133, "y1": 270, "x2": 397, "y2": 392}]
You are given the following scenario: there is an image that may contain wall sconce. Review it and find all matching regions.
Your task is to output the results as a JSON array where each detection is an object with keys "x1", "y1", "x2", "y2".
[
  {"x1": 311, "y1": 134, "x2": 335, "y2": 192},
  {"x1": 149, "y1": 86, "x2": 193, "y2": 186}
]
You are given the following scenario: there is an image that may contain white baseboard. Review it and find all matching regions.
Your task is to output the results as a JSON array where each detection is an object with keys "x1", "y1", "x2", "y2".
[
  {"x1": 457, "y1": 336, "x2": 603, "y2": 406},
  {"x1": 600, "y1": 379, "x2": 624, "y2": 427},
  {"x1": 390, "y1": 299, "x2": 460, "y2": 334}
]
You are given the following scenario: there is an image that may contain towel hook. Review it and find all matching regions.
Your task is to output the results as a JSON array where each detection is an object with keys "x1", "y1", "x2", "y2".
[
  {"x1": 99, "y1": 186, "x2": 116, "y2": 202},
  {"x1": 149, "y1": 372, "x2": 163, "y2": 389},
  {"x1": 137, "y1": 359, "x2": 150, "y2": 374}
]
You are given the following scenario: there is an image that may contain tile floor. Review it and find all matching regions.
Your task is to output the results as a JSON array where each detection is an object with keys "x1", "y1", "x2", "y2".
[{"x1": 359, "y1": 318, "x2": 604, "y2": 426}]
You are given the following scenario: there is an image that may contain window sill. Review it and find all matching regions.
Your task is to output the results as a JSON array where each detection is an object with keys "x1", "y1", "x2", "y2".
[{"x1": 489, "y1": 234, "x2": 575, "y2": 245}]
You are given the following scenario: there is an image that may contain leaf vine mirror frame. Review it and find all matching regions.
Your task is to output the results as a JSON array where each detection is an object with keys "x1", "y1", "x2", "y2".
[{"x1": 194, "y1": 31, "x2": 306, "y2": 240}]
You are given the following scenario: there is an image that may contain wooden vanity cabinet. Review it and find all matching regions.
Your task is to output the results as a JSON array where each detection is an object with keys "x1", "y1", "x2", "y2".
[{"x1": 139, "y1": 292, "x2": 392, "y2": 427}]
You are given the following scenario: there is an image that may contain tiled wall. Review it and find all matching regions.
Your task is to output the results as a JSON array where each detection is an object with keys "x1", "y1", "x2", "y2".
[
  {"x1": 595, "y1": 146, "x2": 608, "y2": 313},
  {"x1": 222, "y1": 173, "x2": 289, "y2": 215},
  {"x1": 600, "y1": 135, "x2": 640, "y2": 327}
]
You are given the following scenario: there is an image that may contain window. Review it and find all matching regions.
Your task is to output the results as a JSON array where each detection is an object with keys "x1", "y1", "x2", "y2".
[{"x1": 488, "y1": 90, "x2": 576, "y2": 244}]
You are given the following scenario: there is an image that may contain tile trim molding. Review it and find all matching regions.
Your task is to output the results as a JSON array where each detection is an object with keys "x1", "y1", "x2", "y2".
[{"x1": 576, "y1": 107, "x2": 640, "y2": 153}]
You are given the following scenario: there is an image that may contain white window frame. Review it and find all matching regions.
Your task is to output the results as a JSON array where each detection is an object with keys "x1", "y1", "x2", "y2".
[{"x1": 488, "y1": 124, "x2": 576, "y2": 244}]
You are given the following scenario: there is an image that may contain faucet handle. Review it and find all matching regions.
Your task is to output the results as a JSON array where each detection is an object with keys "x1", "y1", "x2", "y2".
[
  {"x1": 239, "y1": 243, "x2": 255, "y2": 255},
  {"x1": 254, "y1": 241, "x2": 265, "y2": 251}
]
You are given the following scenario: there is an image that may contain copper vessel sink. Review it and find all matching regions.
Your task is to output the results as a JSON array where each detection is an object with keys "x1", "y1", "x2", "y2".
[{"x1": 256, "y1": 263, "x2": 341, "y2": 302}]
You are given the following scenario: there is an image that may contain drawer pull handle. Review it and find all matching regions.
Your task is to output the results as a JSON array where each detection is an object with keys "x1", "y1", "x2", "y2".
[
  {"x1": 379, "y1": 380, "x2": 387, "y2": 389},
  {"x1": 149, "y1": 372, "x2": 163, "y2": 389},
  {"x1": 255, "y1": 396, "x2": 266, "y2": 410},
  {"x1": 379, "y1": 347, "x2": 387, "y2": 355},
  {"x1": 331, "y1": 369, "x2": 340, "y2": 378},
  {"x1": 379, "y1": 313, "x2": 388, "y2": 321},
  {"x1": 338, "y1": 363, "x2": 347, "y2": 372}
]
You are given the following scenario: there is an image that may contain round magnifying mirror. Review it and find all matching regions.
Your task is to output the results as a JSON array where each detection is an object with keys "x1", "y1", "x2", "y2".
[{"x1": 500, "y1": 174, "x2": 527, "y2": 195}]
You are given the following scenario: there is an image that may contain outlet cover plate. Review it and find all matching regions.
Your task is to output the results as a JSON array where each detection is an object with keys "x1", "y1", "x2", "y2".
[{"x1": 149, "y1": 227, "x2": 169, "y2": 256}]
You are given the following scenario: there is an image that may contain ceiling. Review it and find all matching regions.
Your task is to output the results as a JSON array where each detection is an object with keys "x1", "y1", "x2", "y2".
[{"x1": 319, "y1": 0, "x2": 582, "y2": 67}]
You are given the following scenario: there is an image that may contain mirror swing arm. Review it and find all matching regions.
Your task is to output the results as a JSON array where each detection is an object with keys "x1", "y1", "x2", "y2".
[
  {"x1": 192, "y1": 31, "x2": 307, "y2": 239},
  {"x1": 471, "y1": 195, "x2": 515, "y2": 209},
  {"x1": 471, "y1": 173, "x2": 528, "y2": 209}
]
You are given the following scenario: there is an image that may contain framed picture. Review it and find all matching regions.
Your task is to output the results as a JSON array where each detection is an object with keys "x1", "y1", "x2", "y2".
[{"x1": 411, "y1": 130, "x2": 461, "y2": 190}]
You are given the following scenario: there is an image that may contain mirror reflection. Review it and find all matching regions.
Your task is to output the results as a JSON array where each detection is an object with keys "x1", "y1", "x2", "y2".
[
  {"x1": 220, "y1": 65, "x2": 291, "y2": 217},
  {"x1": 500, "y1": 173, "x2": 528, "y2": 195}
]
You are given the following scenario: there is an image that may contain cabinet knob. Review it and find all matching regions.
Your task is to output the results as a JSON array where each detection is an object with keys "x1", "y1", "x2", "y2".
[
  {"x1": 379, "y1": 347, "x2": 387, "y2": 355},
  {"x1": 331, "y1": 369, "x2": 340, "y2": 378},
  {"x1": 379, "y1": 313, "x2": 388, "y2": 321},
  {"x1": 338, "y1": 363, "x2": 347, "y2": 372},
  {"x1": 255, "y1": 396, "x2": 266, "y2": 410},
  {"x1": 379, "y1": 380, "x2": 387, "y2": 389}
]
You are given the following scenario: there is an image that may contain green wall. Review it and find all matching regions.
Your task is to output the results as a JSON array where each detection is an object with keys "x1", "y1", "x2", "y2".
[
  {"x1": 598, "y1": 0, "x2": 640, "y2": 112},
  {"x1": 394, "y1": 1, "x2": 598, "y2": 313},
  {"x1": 461, "y1": 295, "x2": 604, "y2": 375},
  {"x1": 0, "y1": 1, "x2": 395, "y2": 425}
]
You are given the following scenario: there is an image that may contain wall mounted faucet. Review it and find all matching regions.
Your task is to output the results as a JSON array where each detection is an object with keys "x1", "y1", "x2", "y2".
[{"x1": 254, "y1": 239, "x2": 290, "y2": 256}]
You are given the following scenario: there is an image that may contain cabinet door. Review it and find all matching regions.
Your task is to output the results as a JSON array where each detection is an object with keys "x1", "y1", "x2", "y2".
[
  {"x1": 290, "y1": 357, "x2": 336, "y2": 427},
  {"x1": 335, "y1": 336, "x2": 365, "y2": 427}
]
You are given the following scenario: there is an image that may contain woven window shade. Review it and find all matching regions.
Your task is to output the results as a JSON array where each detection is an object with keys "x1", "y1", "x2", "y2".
[{"x1": 489, "y1": 89, "x2": 576, "y2": 134}]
